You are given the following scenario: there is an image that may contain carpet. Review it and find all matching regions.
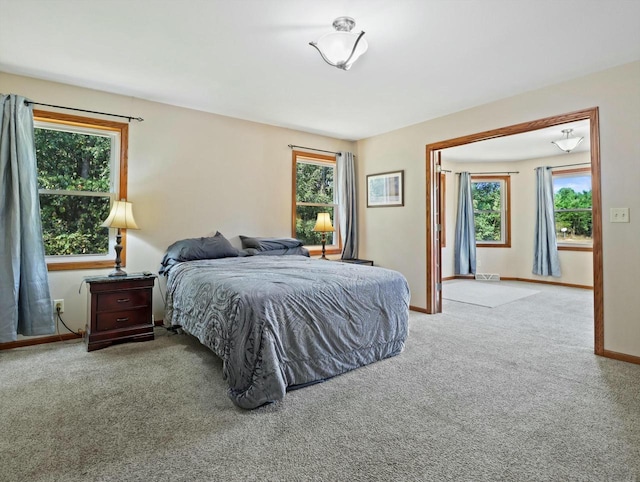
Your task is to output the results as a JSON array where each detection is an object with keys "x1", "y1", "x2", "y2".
[
  {"x1": 443, "y1": 279, "x2": 539, "y2": 307},
  {"x1": 1, "y1": 282, "x2": 638, "y2": 482}
]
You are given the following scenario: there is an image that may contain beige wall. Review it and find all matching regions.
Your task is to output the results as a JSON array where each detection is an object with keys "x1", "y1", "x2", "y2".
[
  {"x1": 357, "y1": 61, "x2": 640, "y2": 357},
  {"x1": 441, "y1": 151, "x2": 593, "y2": 287},
  {"x1": 0, "y1": 72, "x2": 355, "y2": 332}
]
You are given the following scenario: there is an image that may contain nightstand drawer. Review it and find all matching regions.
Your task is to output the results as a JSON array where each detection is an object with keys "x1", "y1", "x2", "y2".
[
  {"x1": 96, "y1": 308, "x2": 150, "y2": 332},
  {"x1": 96, "y1": 289, "x2": 150, "y2": 312}
]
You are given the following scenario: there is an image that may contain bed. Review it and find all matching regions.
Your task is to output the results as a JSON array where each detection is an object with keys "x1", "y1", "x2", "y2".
[{"x1": 162, "y1": 234, "x2": 410, "y2": 409}]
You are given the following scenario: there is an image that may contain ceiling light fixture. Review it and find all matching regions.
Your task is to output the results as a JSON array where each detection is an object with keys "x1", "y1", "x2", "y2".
[
  {"x1": 309, "y1": 17, "x2": 368, "y2": 71},
  {"x1": 551, "y1": 128, "x2": 584, "y2": 153}
]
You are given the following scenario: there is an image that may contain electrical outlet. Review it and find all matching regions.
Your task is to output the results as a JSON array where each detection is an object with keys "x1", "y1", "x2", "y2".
[{"x1": 54, "y1": 299, "x2": 64, "y2": 313}]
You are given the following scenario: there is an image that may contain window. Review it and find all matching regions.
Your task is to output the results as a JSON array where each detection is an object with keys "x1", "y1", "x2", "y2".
[
  {"x1": 34, "y1": 110, "x2": 128, "y2": 271},
  {"x1": 292, "y1": 150, "x2": 340, "y2": 255},
  {"x1": 471, "y1": 175, "x2": 511, "y2": 247},
  {"x1": 553, "y1": 167, "x2": 592, "y2": 249}
]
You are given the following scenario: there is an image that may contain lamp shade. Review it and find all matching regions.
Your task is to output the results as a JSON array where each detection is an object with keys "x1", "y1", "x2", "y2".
[
  {"x1": 310, "y1": 17, "x2": 368, "y2": 71},
  {"x1": 101, "y1": 200, "x2": 139, "y2": 230},
  {"x1": 313, "y1": 212, "x2": 335, "y2": 233},
  {"x1": 551, "y1": 129, "x2": 584, "y2": 153}
]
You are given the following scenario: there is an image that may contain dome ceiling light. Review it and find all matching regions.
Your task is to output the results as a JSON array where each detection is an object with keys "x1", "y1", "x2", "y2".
[
  {"x1": 551, "y1": 128, "x2": 584, "y2": 153},
  {"x1": 309, "y1": 17, "x2": 368, "y2": 71}
]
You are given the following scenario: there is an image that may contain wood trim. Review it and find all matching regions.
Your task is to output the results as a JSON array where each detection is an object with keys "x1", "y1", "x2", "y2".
[
  {"x1": 409, "y1": 305, "x2": 428, "y2": 313},
  {"x1": 426, "y1": 107, "x2": 605, "y2": 356},
  {"x1": 557, "y1": 245, "x2": 593, "y2": 252},
  {"x1": 2, "y1": 320, "x2": 163, "y2": 350},
  {"x1": 307, "y1": 247, "x2": 341, "y2": 256},
  {"x1": 425, "y1": 150, "x2": 438, "y2": 313},
  {"x1": 0, "y1": 333, "x2": 81, "y2": 350},
  {"x1": 35, "y1": 110, "x2": 130, "y2": 272},
  {"x1": 499, "y1": 277, "x2": 593, "y2": 290},
  {"x1": 291, "y1": 150, "x2": 342, "y2": 252},
  {"x1": 440, "y1": 173, "x2": 446, "y2": 247},
  {"x1": 46, "y1": 260, "x2": 115, "y2": 271},
  {"x1": 553, "y1": 167, "x2": 591, "y2": 176},
  {"x1": 601, "y1": 349, "x2": 640, "y2": 366},
  {"x1": 590, "y1": 108, "x2": 604, "y2": 356},
  {"x1": 472, "y1": 175, "x2": 511, "y2": 248}
]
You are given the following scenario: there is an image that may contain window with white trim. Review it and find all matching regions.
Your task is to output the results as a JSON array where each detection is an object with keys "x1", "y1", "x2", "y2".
[{"x1": 34, "y1": 111, "x2": 128, "y2": 270}]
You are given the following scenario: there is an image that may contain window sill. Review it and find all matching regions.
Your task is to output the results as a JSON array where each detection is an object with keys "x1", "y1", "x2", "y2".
[
  {"x1": 476, "y1": 243, "x2": 511, "y2": 248},
  {"x1": 47, "y1": 260, "x2": 119, "y2": 271},
  {"x1": 558, "y1": 245, "x2": 593, "y2": 252}
]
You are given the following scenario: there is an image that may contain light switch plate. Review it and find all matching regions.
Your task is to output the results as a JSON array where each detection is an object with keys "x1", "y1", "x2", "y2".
[{"x1": 610, "y1": 207, "x2": 630, "y2": 223}]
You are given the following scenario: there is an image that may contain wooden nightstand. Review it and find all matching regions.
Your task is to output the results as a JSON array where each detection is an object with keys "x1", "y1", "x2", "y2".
[
  {"x1": 336, "y1": 258, "x2": 374, "y2": 266},
  {"x1": 85, "y1": 274, "x2": 155, "y2": 351}
]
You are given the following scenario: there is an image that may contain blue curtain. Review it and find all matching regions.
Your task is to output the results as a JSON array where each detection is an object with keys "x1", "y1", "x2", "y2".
[
  {"x1": 533, "y1": 166, "x2": 561, "y2": 277},
  {"x1": 454, "y1": 172, "x2": 476, "y2": 275},
  {"x1": 0, "y1": 94, "x2": 54, "y2": 343},
  {"x1": 337, "y1": 151, "x2": 358, "y2": 259}
]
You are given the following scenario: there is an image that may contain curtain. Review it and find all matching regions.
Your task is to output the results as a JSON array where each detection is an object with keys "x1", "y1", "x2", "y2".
[
  {"x1": 337, "y1": 151, "x2": 358, "y2": 259},
  {"x1": 533, "y1": 166, "x2": 561, "y2": 277},
  {"x1": 454, "y1": 171, "x2": 476, "y2": 275},
  {"x1": 0, "y1": 94, "x2": 54, "y2": 343}
]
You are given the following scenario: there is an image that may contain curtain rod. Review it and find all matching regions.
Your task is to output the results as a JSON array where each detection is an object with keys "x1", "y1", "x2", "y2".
[
  {"x1": 455, "y1": 171, "x2": 519, "y2": 175},
  {"x1": 548, "y1": 162, "x2": 591, "y2": 170},
  {"x1": 24, "y1": 100, "x2": 144, "y2": 122},
  {"x1": 288, "y1": 144, "x2": 341, "y2": 156}
]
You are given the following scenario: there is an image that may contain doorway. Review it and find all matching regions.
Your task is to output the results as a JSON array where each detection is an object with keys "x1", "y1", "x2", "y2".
[{"x1": 425, "y1": 108, "x2": 603, "y2": 355}]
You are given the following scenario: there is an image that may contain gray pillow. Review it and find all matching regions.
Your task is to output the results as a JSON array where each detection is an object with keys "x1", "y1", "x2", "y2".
[
  {"x1": 159, "y1": 232, "x2": 239, "y2": 274},
  {"x1": 243, "y1": 246, "x2": 310, "y2": 257},
  {"x1": 239, "y1": 236, "x2": 303, "y2": 251}
]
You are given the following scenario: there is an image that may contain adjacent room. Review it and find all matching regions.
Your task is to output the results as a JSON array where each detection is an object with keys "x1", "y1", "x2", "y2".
[
  {"x1": 438, "y1": 120, "x2": 594, "y2": 348},
  {"x1": 1, "y1": 1, "x2": 639, "y2": 481}
]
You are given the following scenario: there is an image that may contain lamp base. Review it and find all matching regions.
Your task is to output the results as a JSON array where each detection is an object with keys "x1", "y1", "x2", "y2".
[
  {"x1": 108, "y1": 267, "x2": 127, "y2": 277},
  {"x1": 109, "y1": 228, "x2": 127, "y2": 276}
]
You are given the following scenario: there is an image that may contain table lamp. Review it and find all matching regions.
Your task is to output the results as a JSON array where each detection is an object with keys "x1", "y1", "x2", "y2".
[
  {"x1": 313, "y1": 212, "x2": 335, "y2": 260},
  {"x1": 101, "y1": 200, "x2": 139, "y2": 276}
]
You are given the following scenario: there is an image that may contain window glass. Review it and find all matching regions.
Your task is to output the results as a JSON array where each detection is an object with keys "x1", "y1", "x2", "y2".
[
  {"x1": 471, "y1": 176, "x2": 510, "y2": 247},
  {"x1": 553, "y1": 169, "x2": 592, "y2": 246},
  {"x1": 33, "y1": 111, "x2": 128, "y2": 270},
  {"x1": 292, "y1": 152, "x2": 339, "y2": 251}
]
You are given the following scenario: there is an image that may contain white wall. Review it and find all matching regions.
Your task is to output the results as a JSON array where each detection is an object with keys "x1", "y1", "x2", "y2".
[
  {"x1": 441, "y1": 151, "x2": 593, "y2": 287},
  {"x1": 357, "y1": 61, "x2": 640, "y2": 358},
  {"x1": 0, "y1": 72, "x2": 355, "y2": 332}
]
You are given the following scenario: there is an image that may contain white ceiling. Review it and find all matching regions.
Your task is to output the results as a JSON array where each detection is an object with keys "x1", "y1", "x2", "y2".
[
  {"x1": 1, "y1": 1, "x2": 639, "y2": 141},
  {"x1": 442, "y1": 120, "x2": 591, "y2": 163}
]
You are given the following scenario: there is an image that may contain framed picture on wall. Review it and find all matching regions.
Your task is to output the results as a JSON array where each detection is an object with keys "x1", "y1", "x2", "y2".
[{"x1": 367, "y1": 170, "x2": 404, "y2": 207}]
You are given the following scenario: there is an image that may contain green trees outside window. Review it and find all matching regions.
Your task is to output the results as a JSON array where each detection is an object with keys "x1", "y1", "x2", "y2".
[
  {"x1": 553, "y1": 170, "x2": 592, "y2": 245},
  {"x1": 293, "y1": 154, "x2": 338, "y2": 247},
  {"x1": 472, "y1": 180, "x2": 502, "y2": 242},
  {"x1": 35, "y1": 126, "x2": 114, "y2": 256}
]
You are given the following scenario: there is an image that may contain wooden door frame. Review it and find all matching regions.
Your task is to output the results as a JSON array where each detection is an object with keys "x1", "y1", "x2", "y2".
[{"x1": 425, "y1": 107, "x2": 604, "y2": 355}]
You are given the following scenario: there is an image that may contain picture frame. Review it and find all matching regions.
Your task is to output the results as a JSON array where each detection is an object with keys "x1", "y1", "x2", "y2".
[{"x1": 366, "y1": 170, "x2": 404, "y2": 207}]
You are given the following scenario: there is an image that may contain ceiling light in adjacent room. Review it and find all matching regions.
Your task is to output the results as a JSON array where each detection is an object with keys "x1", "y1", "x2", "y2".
[
  {"x1": 551, "y1": 128, "x2": 584, "y2": 153},
  {"x1": 310, "y1": 17, "x2": 368, "y2": 71}
]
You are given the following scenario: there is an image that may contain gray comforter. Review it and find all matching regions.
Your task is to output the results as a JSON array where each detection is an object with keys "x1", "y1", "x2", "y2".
[{"x1": 165, "y1": 255, "x2": 410, "y2": 409}]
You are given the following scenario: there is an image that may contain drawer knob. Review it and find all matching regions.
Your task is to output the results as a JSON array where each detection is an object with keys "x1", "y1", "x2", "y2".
[
  {"x1": 116, "y1": 317, "x2": 129, "y2": 323},
  {"x1": 117, "y1": 298, "x2": 130, "y2": 303}
]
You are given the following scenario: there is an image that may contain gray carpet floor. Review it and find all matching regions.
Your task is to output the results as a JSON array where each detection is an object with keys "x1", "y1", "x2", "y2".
[
  {"x1": 1, "y1": 281, "x2": 638, "y2": 482},
  {"x1": 443, "y1": 279, "x2": 539, "y2": 307}
]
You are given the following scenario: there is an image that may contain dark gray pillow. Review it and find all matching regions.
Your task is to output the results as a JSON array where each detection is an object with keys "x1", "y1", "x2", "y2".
[
  {"x1": 159, "y1": 232, "x2": 238, "y2": 274},
  {"x1": 243, "y1": 246, "x2": 310, "y2": 257},
  {"x1": 239, "y1": 236, "x2": 303, "y2": 251}
]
